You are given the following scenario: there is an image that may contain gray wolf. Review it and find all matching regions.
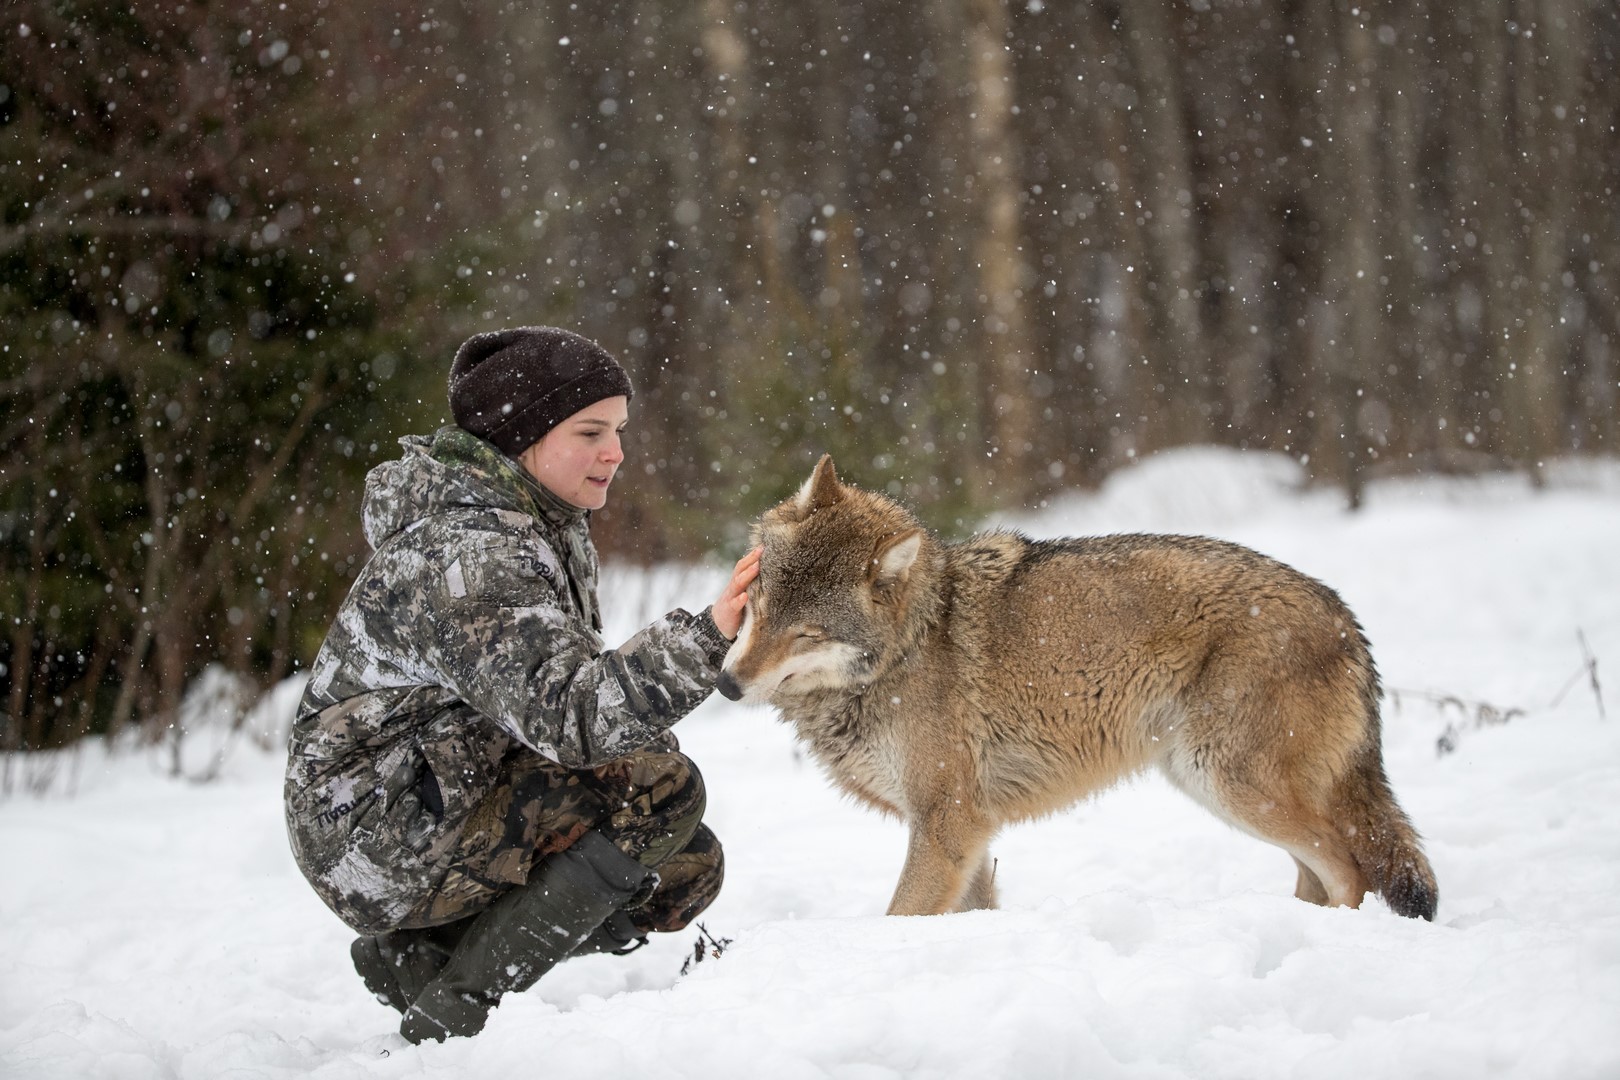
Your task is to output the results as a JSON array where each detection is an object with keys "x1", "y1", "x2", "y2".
[{"x1": 716, "y1": 456, "x2": 1438, "y2": 920}]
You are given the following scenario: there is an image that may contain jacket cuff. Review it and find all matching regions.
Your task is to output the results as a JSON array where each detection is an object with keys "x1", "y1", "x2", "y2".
[{"x1": 694, "y1": 608, "x2": 732, "y2": 668}]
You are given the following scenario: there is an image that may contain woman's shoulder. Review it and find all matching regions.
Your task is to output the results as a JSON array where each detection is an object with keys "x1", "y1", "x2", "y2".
[
  {"x1": 398, "y1": 503, "x2": 555, "y2": 557},
  {"x1": 409, "y1": 505, "x2": 569, "y2": 592}
]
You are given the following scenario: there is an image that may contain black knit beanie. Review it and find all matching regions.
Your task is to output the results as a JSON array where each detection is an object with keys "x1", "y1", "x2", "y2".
[{"x1": 448, "y1": 327, "x2": 634, "y2": 456}]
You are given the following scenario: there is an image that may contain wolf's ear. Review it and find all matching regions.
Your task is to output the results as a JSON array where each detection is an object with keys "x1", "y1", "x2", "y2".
[
  {"x1": 870, "y1": 528, "x2": 923, "y2": 589},
  {"x1": 795, "y1": 454, "x2": 844, "y2": 516}
]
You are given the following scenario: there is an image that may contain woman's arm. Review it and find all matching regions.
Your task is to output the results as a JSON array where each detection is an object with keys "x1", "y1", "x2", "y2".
[{"x1": 424, "y1": 525, "x2": 752, "y2": 766}]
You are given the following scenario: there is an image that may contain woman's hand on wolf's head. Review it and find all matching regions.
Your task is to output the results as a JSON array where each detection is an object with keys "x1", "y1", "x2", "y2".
[{"x1": 711, "y1": 546, "x2": 762, "y2": 640}]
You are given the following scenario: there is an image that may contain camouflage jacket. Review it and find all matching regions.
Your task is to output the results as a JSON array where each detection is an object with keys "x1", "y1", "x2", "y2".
[{"x1": 284, "y1": 426, "x2": 728, "y2": 932}]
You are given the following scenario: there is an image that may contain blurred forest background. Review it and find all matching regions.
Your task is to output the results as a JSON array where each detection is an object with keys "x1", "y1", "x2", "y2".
[{"x1": 2, "y1": 0, "x2": 1616, "y2": 759}]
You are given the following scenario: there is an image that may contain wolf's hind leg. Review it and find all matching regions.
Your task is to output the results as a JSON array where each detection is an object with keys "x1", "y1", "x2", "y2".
[
  {"x1": 1292, "y1": 856, "x2": 1330, "y2": 906},
  {"x1": 1225, "y1": 787, "x2": 1370, "y2": 909},
  {"x1": 1181, "y1": 764, "x2": 1370, "y2": 909},
  {"x1": 1286, "y1": 838, "x2": 1369, "y2": 909}
]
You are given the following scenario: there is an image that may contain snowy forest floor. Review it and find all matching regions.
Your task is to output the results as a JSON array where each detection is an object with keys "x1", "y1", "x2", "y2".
[{"x1": 3, "y1": 448, "x2": 1619, "y2": 1079}]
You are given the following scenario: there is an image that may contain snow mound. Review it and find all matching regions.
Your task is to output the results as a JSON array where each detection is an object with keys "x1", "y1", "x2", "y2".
[
  {"x1": 3, "y1": 451, "x2": 1618, "y2": 1078},
  {"x1": 990, "y1": 446, "x2": 1311, "y2": 537}
]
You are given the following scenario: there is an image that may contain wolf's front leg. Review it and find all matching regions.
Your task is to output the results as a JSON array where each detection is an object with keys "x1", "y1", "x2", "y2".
[
  {"x1": 955, "y1": 853, "x2": 998, "y2": 912},
  {"x1": 887, "y1": 810, "x2": 994, "y2": 916}
]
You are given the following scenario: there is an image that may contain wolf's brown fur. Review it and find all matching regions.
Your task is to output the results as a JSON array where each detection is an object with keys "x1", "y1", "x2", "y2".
[{"x1": 717, "y1": 456, "x2": 1438, "y2": 919}]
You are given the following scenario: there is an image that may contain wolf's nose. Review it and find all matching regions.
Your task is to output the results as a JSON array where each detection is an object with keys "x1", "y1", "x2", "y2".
[{"x1": 715, "y1": 670, "x2": 744, "y2": 701}]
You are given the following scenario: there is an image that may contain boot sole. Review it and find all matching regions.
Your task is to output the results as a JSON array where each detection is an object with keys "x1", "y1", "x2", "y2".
[{"x1": 350, "y1": 937, "x2": 411, "y2": 1013}]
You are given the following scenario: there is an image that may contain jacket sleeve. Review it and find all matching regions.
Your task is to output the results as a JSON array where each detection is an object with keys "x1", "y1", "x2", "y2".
[{"x1": 423, "y1": 521, "x2": 731, "y2": 767}]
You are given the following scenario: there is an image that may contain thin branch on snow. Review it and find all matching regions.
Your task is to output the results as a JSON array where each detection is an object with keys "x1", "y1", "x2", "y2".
[{"x1": 1392, "y1": 629, "x2": 1606, "y2": 756}]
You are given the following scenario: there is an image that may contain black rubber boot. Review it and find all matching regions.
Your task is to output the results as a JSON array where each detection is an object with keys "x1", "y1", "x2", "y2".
[
  {"x1": 570, "y1": 910, "x2": 649, "y2": 957},
  {"x1": 398, "y1": 831, "x2": 652, "y2": 1044},
  {"x1": 351, "y1": 920, "x2": 468, "y2": 1013}
]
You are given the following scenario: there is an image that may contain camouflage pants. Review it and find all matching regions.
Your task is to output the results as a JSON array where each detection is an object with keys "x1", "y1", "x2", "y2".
[{"x1": 396, "y1": 746, "x2": 722, "y2": 935}]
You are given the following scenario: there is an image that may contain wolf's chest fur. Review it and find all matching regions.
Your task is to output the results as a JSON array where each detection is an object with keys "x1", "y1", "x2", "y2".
[{"x1": 788, "y1": 692, "x2": 910, "y2": 815}]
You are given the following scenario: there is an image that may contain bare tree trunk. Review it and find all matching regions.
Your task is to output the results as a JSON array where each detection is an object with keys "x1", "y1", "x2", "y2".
[
  {"x1": 1385, "y1": 3, "x2": 1451, "y2": 462},
  {"x1": 108, "y1": 372, "x2": 167, "y2": 741},
  {"x1": 266, "y1": 458, "x2": 320, "y2": 688},
  {"x1": 153, "y1": 592, "x2": 198, "y2": 776},
  {"x1": 1120, "y1": 0, "x2": 1210, "y2": 443},
  {"x1": 2, "y1": 437, "x2": 47, "y2": 782},
  {"x1": 1283, "y1": 0, "x2": 1350, "y2": 497},
  {"x1": 966, "y1": 0, "x2": 1038, "y2": 501},
  {"x1": 1075, "y1": 6, "x2": 1159, "y2": 465},
  {"x1": 696, "y1": 0, "x2": 758, "y2": 346},
  {"x1": 62, "y1": 612, "x2": 117, "y2": 750},
  {"x1": 1467, "y1": 0, "x2": 1520, "y2": 464},
  {"x1": 1514, "y1": 0, "x2": 1578, "y2": 480},
  {"x1": 1099, "y1": 155, "x2": 1160, "y2": 464},
  {"x1": 1333, "y1": 3, "x2": 1384, "y2": 508}
]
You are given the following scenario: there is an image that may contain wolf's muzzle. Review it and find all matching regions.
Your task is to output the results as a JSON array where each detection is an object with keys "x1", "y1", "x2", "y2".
[{"x1": 714, "y1": 671, "x2": 744, "y2": 701}]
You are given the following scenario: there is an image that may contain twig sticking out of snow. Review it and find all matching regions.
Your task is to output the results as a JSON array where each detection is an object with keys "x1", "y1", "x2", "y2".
[
  {"x1": 679, "y1": 923, "x2": 733, "y2": 977},
  {"x1": 1549, "y1": 629, "x2": 1605, "y2": 722}
]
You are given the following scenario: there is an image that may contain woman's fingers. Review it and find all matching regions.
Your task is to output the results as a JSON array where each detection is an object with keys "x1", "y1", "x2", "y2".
[{"x1": 712, "y1": 546, "x2": 761, "y2": 640}]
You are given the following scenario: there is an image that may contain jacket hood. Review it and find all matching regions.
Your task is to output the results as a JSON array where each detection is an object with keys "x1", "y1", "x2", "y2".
[{"x1": 361, "y1": 426, "x2": 576, "y2": 549}]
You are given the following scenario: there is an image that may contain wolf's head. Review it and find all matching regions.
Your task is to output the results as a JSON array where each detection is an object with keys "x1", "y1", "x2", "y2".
[{"x1": 716, "y1": 455, "x2": 935, "y2": 704}]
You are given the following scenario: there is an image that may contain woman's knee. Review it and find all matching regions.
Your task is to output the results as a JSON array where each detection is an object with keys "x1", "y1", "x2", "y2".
[
  {"x1": 627, "y1": 823, "x2": 725, "y2": 934},
  {"x1": 594, "y1": 749, "x2": 708, "y2": 868}
]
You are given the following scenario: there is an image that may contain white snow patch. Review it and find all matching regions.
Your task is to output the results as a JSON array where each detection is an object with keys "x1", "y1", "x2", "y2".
[{"x1": 3, "y1": 449, "x2": 1618, "y2": 1078}]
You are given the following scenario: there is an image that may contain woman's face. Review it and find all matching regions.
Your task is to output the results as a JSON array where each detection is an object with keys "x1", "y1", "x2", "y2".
[{"x1": 517, "y1": 396, "x2": 629, "y2": 510}]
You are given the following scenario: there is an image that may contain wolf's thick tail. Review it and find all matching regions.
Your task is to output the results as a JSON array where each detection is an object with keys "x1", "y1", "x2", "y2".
[{"x1": 1339, "y1": 760, "x2": 1439, "y2": 921}]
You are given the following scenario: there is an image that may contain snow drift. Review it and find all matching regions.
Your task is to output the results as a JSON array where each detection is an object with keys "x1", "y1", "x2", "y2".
[{"x1": 3, "y1": 449, "x2": 1618, "y2": 1079}]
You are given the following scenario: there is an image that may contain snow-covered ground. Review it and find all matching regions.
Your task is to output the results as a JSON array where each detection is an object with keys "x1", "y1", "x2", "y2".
[{"x1": 4, "y1": 448, "x2": 1619, "y2": 1079}]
